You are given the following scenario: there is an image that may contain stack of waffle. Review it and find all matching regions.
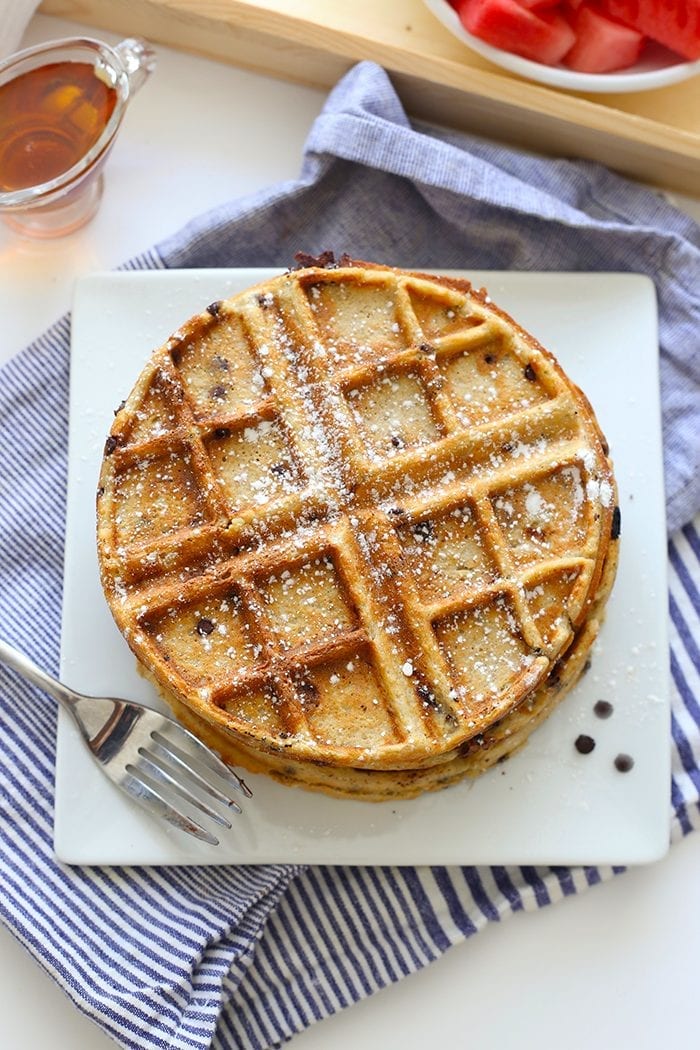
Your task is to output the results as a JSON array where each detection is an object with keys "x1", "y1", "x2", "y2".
[{"x1": 97, "y1": 259, "x2": 619, "y2": 800}]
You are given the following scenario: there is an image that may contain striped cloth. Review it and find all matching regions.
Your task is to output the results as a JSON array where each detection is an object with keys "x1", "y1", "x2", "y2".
[{"x1": 1, "y1": 62, "x2": 699, "y2": 1050}]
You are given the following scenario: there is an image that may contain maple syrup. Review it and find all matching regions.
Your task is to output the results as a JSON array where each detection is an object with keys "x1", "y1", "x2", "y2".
[{"x1": 0, "y1": 61, "x2": 117, "y2": 192}]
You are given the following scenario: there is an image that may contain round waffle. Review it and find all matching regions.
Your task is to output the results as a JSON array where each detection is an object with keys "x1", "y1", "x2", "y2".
[{"x1": 97, "y1": 258, "x2": 619, "y2": 800}]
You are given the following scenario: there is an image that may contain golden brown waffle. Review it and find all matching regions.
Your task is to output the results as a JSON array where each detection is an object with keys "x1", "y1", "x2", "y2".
[{"x1": 97, "y1": 258, "x2": 619, "y2": 800}]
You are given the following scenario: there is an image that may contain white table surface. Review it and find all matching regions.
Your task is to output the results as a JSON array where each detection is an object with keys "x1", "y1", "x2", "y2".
[{"x1": 2, "y1": 13, "x2": 700, "y2": 1050}]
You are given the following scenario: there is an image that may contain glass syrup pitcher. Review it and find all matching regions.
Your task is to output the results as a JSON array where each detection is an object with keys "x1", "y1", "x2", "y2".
[{"x1": 0, "y1": 36, "x2": 156, "y2": 237}]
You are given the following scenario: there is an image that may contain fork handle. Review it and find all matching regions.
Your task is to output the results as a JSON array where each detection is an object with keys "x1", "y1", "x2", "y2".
[{"x1": 0, "y1": 639, "x2": 80, "y2": 713}]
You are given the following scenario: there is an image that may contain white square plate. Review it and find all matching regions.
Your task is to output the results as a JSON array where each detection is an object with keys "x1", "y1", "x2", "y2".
[{"x1": 56, "y1": 269, "x2": 670, "y2": 867}]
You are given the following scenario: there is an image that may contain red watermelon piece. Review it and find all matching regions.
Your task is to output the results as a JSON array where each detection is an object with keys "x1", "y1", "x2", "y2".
[
  {"x1": 457, "y1": 0, "x2": 576, "y2": 65},
  {"x1": 600, "y1": 0, "x2": 700, "y2": 59},
  {"x1": 515, "y1": 0, "x2": 562, "y2": 9},
  {"x1": 565, "y1": 7, "x2": 644, "y2": 72}
]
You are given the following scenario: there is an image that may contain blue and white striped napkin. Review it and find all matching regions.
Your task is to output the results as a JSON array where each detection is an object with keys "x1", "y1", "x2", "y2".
[{"x1": 1, "y1": 62, "x2": 699, "y2": 1050}]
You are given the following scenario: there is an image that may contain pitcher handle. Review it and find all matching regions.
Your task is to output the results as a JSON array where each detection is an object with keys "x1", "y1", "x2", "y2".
[{"x1": 113, "y1": 37, "x2": 157, "y2": 96}]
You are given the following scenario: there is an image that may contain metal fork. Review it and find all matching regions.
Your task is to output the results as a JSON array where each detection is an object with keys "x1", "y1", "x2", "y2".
[{"x1": 0, "y1": 639, "x2": 252, "y2": 845}]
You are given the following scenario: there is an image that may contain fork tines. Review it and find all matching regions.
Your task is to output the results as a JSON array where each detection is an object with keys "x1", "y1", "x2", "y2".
[{"x1": 124, "y1": 728, "x2": 251, "y2": 845}]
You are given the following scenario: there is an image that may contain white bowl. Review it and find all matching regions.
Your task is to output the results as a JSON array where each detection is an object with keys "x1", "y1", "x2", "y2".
[{"x1": 424, "y1": 0, "x2": 700, "y2": 93}]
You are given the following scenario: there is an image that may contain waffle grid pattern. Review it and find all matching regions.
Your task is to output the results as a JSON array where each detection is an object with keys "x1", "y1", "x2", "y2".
[{"x1": 98, "y1": 265, "x2": 616, "y2": 775}]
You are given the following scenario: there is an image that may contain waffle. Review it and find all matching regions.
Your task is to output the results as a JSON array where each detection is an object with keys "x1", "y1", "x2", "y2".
[{"x1": 97, "y1": 257, "x2": 619, "y2": 800}]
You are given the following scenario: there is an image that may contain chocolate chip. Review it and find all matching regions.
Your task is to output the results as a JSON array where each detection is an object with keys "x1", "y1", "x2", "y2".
[
  {"x1": 297, "y1": 678, "x2": 319, "y2": 698},
  {"x1": 575, "y1": 734, "x2": 596, "y2": 755},
  {"x1": 270, "y1": 461, "x2": 290, "y2": 476},
  {"x1": 547, "y1": 657, "x2": 564, "y2": 688},
  {"x1": 388, "y1": 506, "x2": 406, "y2": 517},
  {"x1": 473, "y1": 733, "x2": 485, "y2": 747},
  {"x1": 601, "y1": 437, "x2": 610, "y2": 456},
  {"x1": 502, "y1": 441, "x2": 514, "y2": 453},
  {"x1": 524, "y1": 363, "x2": 537, "y2": 382},
  {"x1": 614, "y1": 753, "x2": 634, "y2": 773},
  {"x1": 206, "y1": 300, "x2": 222, "y2": 317},
  {"x1": 113, "y1": 400, "x2": 126, "y2": 416},
  {"x1": 96, "y1": 485, "x2": 104, "y2": 498},
  {"x1": 210, "y1": 385, "x2": 226, "y2": 400},
  {"x1": 256, "y1": 293, "x2": 273, "y2": 309},
  {"x1": 213, "y1": 427, "x2": 230, "y2": 440},
  {"x1": 293, "y1": 250, "x2": 336, "y2": 269},
  {"x1": 484, "y1": 353, "x2": 496, "y2": 364},
  {"x1": 594, "y1": 700, "x2": 613, "y2": 719},
  {"x1": 315, "y1": 250, "x2": 337, "y2": 268},
  {"x1": 611, "y1": 506, "x2": 621, "y2": 540},
  {"x1": 196, "y1": 618, "x2": 215, "y2": 636},
  {"x1": 104, "y1": 435, "x2": 119, "y2": 455},
  {"x1": 213, "y1": 354, "x2": 230, "y2": 372},
  {"x1": 412, "y1": 520, "x2": 434, "y2": 541},
  {"x1": 418, "y1": 342, "x2": 435, "y2": 354},
  {"x1": 416, "y1": 683, "x2": 439, "y2": 709},
  {"x1": 390, "y1": 435, "x2": 404, "y2": 449}
]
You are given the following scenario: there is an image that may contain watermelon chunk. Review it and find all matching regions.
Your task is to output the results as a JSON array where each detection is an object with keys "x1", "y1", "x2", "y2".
[
  {"x1": 564, "y1": 7, "x2": 644, "y2": 72},
  {"x1": 600, "y1": 0, "x2": 700, "y2": 60},
  {"x1": 456, "y1": 0, "x2": 576, "y2": 65},
  {"x1": 514, "y1": 0, "x2": 562, "y2": 9}
]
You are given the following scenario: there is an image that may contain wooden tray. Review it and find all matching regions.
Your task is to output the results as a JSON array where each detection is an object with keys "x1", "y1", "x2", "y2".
[{"x1": 40, "y1": 0, "x2": 700, "y2": 193}]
